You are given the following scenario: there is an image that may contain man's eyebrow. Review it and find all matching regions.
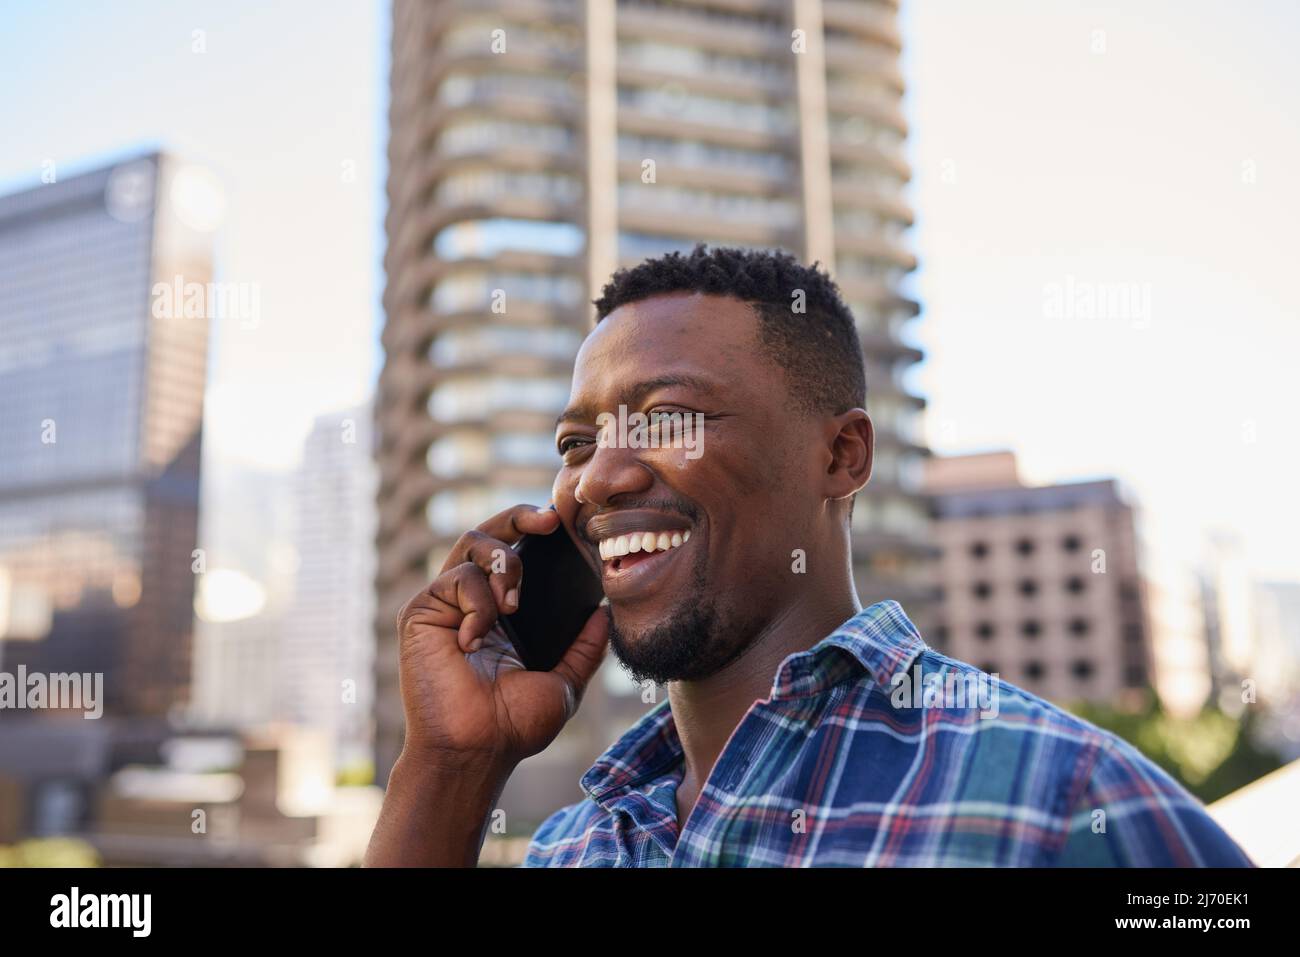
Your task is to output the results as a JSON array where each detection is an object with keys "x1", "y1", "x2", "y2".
[{"x1": 555, "y1": 373, "x2": 721, "y2": 428}]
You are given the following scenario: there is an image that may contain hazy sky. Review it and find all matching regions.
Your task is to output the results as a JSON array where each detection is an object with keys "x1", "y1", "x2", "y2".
[
  {"x1": 901, "y1": 0, "x2": 1300, "y2": 580},
  {"x1": 4, "y1": 0, "x2": 1297, "y2": 581}
]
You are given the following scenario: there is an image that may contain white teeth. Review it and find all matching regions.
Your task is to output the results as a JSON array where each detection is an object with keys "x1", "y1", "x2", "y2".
[{"x1": 598, "y1": 529, "x2": 693, "y2": 561}]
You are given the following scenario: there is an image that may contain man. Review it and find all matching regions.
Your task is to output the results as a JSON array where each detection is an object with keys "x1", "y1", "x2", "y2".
[{"x1": 365, "y1": 244, "x2": 1252, "y2": 867}]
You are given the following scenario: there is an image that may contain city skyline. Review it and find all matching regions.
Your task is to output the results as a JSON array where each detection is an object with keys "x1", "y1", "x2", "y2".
[
  {"x1": 4, "y1": 0, "x2": 1297, "y2": 591},
  {"x1": 1, "y1": 0, "x2": 1297, "y2": 872}
]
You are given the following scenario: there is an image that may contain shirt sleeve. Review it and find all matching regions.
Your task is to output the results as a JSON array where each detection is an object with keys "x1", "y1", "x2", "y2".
[{"x1": 1052, "y1": 735, "x2": 1255, "y2": 867}]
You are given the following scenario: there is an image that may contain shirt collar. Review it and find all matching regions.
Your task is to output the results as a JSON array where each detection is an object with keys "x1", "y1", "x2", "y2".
[{"x1": 579, "y1": 599, "x2": 928, "y2": 805}]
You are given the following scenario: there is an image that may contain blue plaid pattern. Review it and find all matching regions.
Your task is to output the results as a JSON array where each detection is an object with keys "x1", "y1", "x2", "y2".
[{"x1": 519, "y1": 600, "x2": 1253, "y2": 867}]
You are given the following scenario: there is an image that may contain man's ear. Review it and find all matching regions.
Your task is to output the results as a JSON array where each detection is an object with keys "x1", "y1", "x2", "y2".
[{"x1": 824, "y1": 409, "x2": 873, "y2": 502}]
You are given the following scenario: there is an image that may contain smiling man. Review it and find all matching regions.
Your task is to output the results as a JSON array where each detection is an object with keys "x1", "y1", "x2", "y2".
[{"x1": 365, "y1": 244, "x2": 1252, "y2": 868}]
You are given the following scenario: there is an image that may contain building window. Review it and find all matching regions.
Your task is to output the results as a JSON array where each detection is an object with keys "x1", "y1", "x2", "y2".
[
  {"x1": 1014, "y1": 537, "x2": 1035, "y2": 556},
  {"x1": 975, "y1": 621, "x2": 995, "y2": 641},
  {"x1": 1124, "y1": 664, "x2": 1147, "y2": 687},
  {"x1": 1020, "y1": 619, "x2": 1041, "y2": 639},
  {"x1": 1071, "y1": 660, "x2": 1095, "y2": 681},
  {"x1": 433, "y1": 219, "x2": 585, "y2": 260},
  {"x1": 1023, "y1": 661, "x2": 1045, "y2": 681},
  {"x1": 972, "y1": 581, "x2": 993, "y2": 600},
  {"x1": 1017, "y1": 578, "x2": 1039, "y2": 597},
  {"x1": 430, "y1": 324, "x2": 583, "y2": 365},
  {"x1": 979, "y1": 662, "x2": 998, "y2": 676},
  {"x1": 1068, "y1": 617, "x2": 1090, "y2": 637},
  {"x1": 969, "y1": 541, "x2": 989, "y2": 559},
  {"x1": 1123, "y1": 623, "x2": 1144, "y2": 644},
  {"x1": 1062, "y1": 534, "x2": 1082, "y2": 552},
  {"x1": 1065, "y1": 576, "x2": 1086, "y2": 595}
]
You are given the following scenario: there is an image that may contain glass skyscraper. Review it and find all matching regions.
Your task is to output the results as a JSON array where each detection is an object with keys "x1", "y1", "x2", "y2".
[{"x1": 0, "y1": 152, "x2": 212, "y2": 719}]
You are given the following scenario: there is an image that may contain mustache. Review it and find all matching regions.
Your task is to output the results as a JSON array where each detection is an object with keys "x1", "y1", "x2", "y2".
[{"x1": 576, "y1": 497, "x2": 701, "y2": 544}]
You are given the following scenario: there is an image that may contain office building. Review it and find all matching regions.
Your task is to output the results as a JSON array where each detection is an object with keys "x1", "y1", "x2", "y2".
[
  {"x1": 280, "y1": 404, "x2": 378, "y2": 770},
  {"x1": 0, "y1": 152, "x2": 212, "y2": 718},
  {"x1": 925, "y1": 452, "x2": 1153, "y2": 707}
]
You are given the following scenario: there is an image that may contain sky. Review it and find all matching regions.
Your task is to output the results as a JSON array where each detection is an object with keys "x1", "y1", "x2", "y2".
[
  {"x1": 3, "y1": 0, "x2": 1298, "y2": 583},
  {"x1": 903, "y1": 0, "x2": 1300, "y2": 580}
]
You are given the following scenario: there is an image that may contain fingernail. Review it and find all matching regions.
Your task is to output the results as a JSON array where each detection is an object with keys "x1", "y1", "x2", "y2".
[{"x1": 505, "y1": 588, "x2": 518, "y2": 609}]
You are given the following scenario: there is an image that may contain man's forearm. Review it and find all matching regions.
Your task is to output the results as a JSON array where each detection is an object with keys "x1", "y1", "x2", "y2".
[{"x1": 364, "y1": 751, "x2": 512, "y2": 867}]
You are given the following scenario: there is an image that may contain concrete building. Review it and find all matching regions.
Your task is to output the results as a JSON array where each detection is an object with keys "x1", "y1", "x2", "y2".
[
  {"x1": 279, "y1": 405, "x2": 378, "y2": 771},
  {"x1": 188, "y1": 465, "x2": 296, "y2": 734},
  {"x1": 376, "y1": 0, "x2": 930, "y2": 796},
  {"x1": 86, "y1": 727, "x2": 383, "y2": 867},
  {"x1": 1201, "y1": 532, "x2": 1260, "y2": 705},
  {"x1": 925, "y1": 452, "x2": 1153, "y2": 708},
  {"x1": 1138, "y1": 539, "x2": 1214, "y2": 719},
  {"x1": 1254, "y1": 581, "x2": 1300, "y2": 701},
  {"x1": 0, "y1": 152, "x2": 212, "y2": 719}
]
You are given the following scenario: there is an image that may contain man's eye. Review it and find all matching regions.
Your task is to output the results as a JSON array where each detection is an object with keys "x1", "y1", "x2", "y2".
[
  {"x1": 558, "y1": 436, "x2": 592, "y2": 454},
  {"x1": 648, "y1": 409, "x2": 688, "y2": 429}
]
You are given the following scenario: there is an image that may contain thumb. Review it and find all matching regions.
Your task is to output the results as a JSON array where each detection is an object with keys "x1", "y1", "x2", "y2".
[{"x1": 550, "y1": 604, "x2": 611, "y2": 718}]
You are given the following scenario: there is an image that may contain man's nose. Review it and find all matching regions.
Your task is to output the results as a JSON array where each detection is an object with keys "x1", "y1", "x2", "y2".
[{"x1": 571, "y1": 439, "x2": 653, "y2": 507}]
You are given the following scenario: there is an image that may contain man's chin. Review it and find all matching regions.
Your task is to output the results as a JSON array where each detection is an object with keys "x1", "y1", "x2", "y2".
[{"x1": 606, "y1": 599, "x2": 727, "y2": 686}]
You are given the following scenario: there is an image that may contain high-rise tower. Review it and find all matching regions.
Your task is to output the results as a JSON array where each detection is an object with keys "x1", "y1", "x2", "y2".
[{"x1": 376, "y1": 0, "x2": 929, "y2": 786}]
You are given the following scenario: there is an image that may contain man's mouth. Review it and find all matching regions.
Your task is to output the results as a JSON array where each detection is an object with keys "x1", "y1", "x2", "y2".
[
  {"x1": 584, "y1": 508, "x2": 695, "y2": 598},
  {"x1": 598, "y1": 529, "x2": 690, "y2": 569}
]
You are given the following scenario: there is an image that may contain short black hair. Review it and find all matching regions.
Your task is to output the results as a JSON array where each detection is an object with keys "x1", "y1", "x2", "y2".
[{"x1": 592, "y1": 243, "x2": 866, "y2": 417}]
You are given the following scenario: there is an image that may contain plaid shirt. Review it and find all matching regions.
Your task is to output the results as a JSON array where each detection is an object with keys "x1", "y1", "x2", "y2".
[{"x1": 520, "y1": 600, "x2": 1253, "y2": 867}]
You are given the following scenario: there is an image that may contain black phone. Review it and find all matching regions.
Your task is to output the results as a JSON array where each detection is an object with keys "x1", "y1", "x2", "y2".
[{"x1": 497, "y1": 526, "x2": 606, "y2": 672}]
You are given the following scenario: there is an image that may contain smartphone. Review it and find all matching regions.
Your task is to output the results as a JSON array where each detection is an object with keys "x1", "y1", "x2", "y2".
[{"x1": 497, "y1": 526, "x2": 606, "y2": 672}]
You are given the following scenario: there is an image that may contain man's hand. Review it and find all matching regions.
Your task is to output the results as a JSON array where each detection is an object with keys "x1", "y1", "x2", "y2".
[{"x1": 364, "y1": 504, "x2": 610, "y2": 866}]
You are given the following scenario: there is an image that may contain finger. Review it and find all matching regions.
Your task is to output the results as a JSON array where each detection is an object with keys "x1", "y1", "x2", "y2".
[
  {"x1": 475, "y1": 502, "x2": 560, "y2": 545},
  {"x1": 549, "y1": 604, "x2": 612, "y2": 719},
  {"x1": 439, "y1": 504, "x2": 559, "y2": 576},
  {"x1": 456, "y1": 531, "x2": 521, "y2": 613},
  {"x1": 449, "y1": 564, "x2": 502, "y2": 651},
  {"x1": 402, "y1": 563, "x2": 501, "y2": 653}
]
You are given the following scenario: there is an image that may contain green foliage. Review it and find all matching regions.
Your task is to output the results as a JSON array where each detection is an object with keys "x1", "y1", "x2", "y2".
[
  {"x1": 335, "y1": 760, "x2": 375, "y2": 787},
  {"x1": 1066, "y1": 691, "x2": 1285, "y2": 804},
  {"x1": 0, "y1": 837, "x2": 100, "y2": 868}
]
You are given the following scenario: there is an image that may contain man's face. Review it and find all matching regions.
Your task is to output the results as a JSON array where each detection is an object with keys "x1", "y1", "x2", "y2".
[{"x1": 552, "y1": 292, "x2": 823, "y2": 686}]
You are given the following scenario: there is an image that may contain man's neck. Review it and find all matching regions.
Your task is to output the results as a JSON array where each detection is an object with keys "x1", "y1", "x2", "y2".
[{"x1": 666, "y1": 584, "x2": 862, "y2": 826}]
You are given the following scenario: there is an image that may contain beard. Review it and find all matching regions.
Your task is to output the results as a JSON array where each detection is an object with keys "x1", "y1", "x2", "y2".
[{"x1": 605, "y1": 546, "x2": 756, "y2": 686}]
